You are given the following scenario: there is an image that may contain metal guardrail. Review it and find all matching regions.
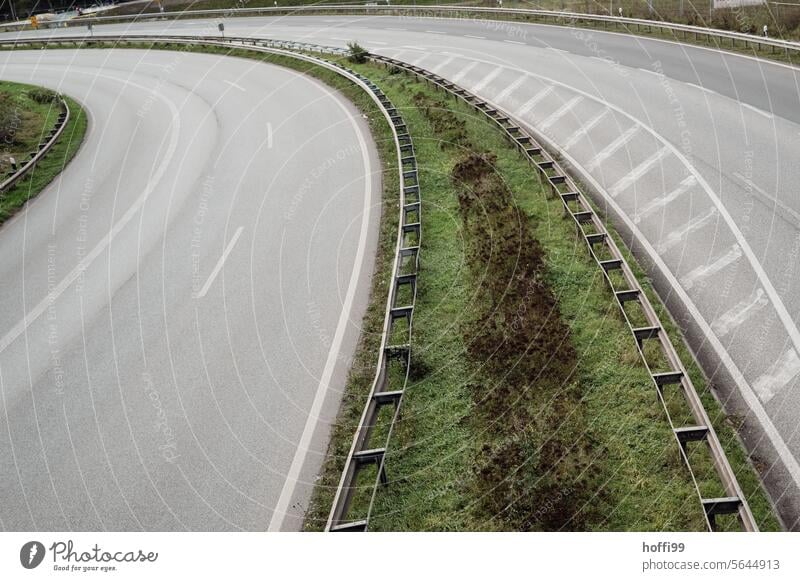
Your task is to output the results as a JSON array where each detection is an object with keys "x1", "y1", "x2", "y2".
[
  {"x1": 34, "y1": 4, "x2": 800, "y2": 60},
  {"x1": 0, "y1": 32, "x2": 418, "y2": 533},
  {"x1": 0, "y1": 32, "x2": 757, "y2": 531},
  {"x1": 0, "y1": 96, "x2": 70, "y2": 194},
  {"x1": 372, "y1": 52, "x2": 758, "y2": 532}
]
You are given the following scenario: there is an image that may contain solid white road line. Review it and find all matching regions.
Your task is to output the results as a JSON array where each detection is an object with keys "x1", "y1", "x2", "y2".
[
  {"x1": 563, "y1": 108, "x2": 610, "y2": 150},
  {"x1": 753, "y1": 348, "x2": 800, "y2": 404},
  {"x1": 586, "y1": 125, "x2": 640, "y2": 171},
  {"x1": 194, "y1": 227, "x2": 244, "y2": 299},
  {"x1": 681, "y1": 244, "x2": 743, "y2": 290},
  {"x1": 635, "y1": 175, "x2": 697, "y2": 223},
  {"x1": 539, "y1": 96, "x2": 583, "y2": 131},
  {"x1": 741, "y1": 101, "x2": 774, "y2": 119},
  {"x1": 608, "y1": 147, "x2": 670, "y2": 197},
  {"x1": 712, "y1": 288, "x2": 769, "y2": 338},
  {"x1": 686, "y1": 81, "x2": 716, "y2": 95},
  {"x1": 638, "y1": 67, "x2": 663, "y2": 77},
  {"x1": 657, "y1": 207, "x2": 718, "y2": 253}
]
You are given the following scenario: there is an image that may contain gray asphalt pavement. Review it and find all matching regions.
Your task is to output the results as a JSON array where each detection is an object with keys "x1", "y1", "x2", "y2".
[{"x1": 0, "y1": 49, "x2": 380, "y2": 531}]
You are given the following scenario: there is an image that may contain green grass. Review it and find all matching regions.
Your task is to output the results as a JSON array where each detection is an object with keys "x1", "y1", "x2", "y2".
[
  {"x1": 0, "y1": 81, "x2": 60, "y2": 162},
  {"x1": 0, "y1": 82, "x2": 87, "y2": 226}
]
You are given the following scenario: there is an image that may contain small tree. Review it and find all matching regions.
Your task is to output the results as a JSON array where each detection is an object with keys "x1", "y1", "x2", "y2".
[{"x1": 347, "y1": 41, "x2": 369, "y2": 64}]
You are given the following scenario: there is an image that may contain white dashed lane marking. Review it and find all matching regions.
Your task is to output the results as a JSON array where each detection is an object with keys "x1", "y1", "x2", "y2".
[
  {"x1": 712, "y1": 288, "x2": 769, "y2": 338},
  {"x1": 517, "y1": 86, "x2": 554, "y2": 117},
  {"x1": 539, "y1": 96, "x2": 583, "y2": 131},
  {"x1": 586, "y1": 125, "x2": 640, "y2": 171},
  {"x1": 563, "y1": 108, "x2": 610, "y2": 150},
  {"x1": 635, "y1": 176, "x2": 697, "y2": 223},
  {"x1": 657, "y1": 207, "x2": 718, "y2": 253},
  {"x1": 753, "y1": 348, "x2": 800, "y2": 404},
  {"x1": 681, "y1": 244, "x2": 742, "y2": 290},
  {"x1": 608, "y1": 147, "x2": 671, "y2": 197}
]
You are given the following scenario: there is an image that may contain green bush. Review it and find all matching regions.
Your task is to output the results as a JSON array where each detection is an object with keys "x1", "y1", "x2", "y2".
[
  {"x1": 347, "y1": 41, "x2": 369, "y2": 64},
  {"x1": 27, "y1": 87, "x2": 57, "y2": 104}
]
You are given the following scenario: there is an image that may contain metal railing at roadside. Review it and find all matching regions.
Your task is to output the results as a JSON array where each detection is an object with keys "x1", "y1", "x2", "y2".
[
  {"x1": 18, "y1": 5, "x2": 800, "y2": 61},
  {"x1": 0, "y1": 96, "x2": 70, "y2": 195},
  {"x1": 371, "y1": 52, "x2": 758, "y2": 532}
]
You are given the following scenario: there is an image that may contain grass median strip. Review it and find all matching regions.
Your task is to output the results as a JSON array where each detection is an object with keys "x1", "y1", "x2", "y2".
[{"x1": 0, "y1": 81, "x2": 87, "y2": 226}]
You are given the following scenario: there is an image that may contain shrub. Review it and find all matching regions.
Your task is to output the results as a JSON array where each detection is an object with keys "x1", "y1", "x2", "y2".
[
  {"x1": 347, "y1": 41, "x2": 369, "y2": 64},
  {"x1": 27, "y1": 87, "x2": 58, "y2": 104}
]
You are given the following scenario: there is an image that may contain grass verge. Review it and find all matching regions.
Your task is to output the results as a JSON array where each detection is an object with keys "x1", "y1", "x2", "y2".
[{"x1": 0, "y1": 83, "x2": 88, "y2": 227}]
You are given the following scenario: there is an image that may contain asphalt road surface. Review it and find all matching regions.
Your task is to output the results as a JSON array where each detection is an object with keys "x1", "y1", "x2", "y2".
[
  {"x1": 2, "y1": 13, "x2": 800, "y2": 529},
  {"x1": 0, "y1": 49, "x2": 380, "y2": 531}
]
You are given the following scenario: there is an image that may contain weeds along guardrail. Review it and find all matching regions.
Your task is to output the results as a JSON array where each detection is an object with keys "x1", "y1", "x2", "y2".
[
  {"x1": 0, "y1": 96, "x2": 70, "y2": 194},
  {"x1": 371, "y1": 53, "x2": 759, "y2": 532},
  {"x1": 27, "y1": 5, "x2": 800, "y2": 61},
  {"x1": 0, "y1": 33, "x2": 420, "y2": 533}
]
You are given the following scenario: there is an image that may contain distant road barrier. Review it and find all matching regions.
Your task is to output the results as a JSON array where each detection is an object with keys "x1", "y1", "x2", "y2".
[{"x1": 8, "y1": 5, "x2": 797, "y2": 61}]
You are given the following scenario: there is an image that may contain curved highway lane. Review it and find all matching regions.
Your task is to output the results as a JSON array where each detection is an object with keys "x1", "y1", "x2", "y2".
[
  {"x1": 10, "y1": 13, "x2": 799, "y2": 527},
  {"x1": 0, "y1": 49, "x2": 380, "y2": 530}
]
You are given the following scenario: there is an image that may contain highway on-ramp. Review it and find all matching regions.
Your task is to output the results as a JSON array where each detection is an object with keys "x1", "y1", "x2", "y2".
[
  {"x1": 0, "y1": 48, "x2": 380, "y2": 530},
  {"x1": 7, "y1": 13, "x2": 799, "y2": 527}
]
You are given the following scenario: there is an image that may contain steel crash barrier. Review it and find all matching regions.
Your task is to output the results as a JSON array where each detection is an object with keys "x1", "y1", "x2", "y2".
[
  {"x1": 26, "y1": 4, "x2": 800, "y2": 60},
  {"x1": 0, "y1": 95, "x2": 70, "y2": 194},
  {"x1": 0, "y1": 32, "x2": 757, "y2": 532}
]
